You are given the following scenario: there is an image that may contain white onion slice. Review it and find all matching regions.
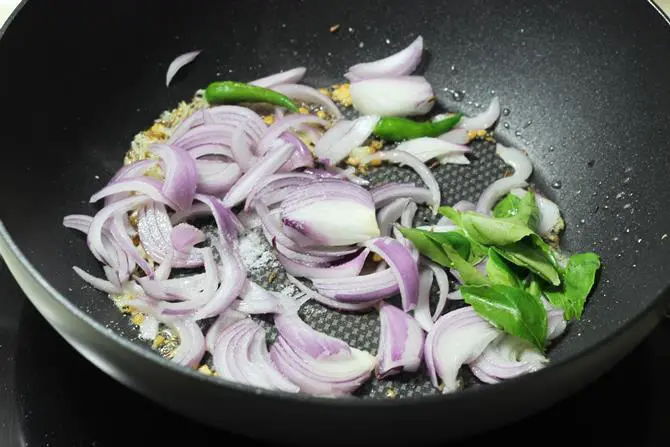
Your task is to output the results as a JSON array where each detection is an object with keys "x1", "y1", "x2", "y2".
[
  {"x1": 395, "y1": 137, "x2": 470, "y2": 163},
  {"x1": 345, "y1": 36, "x2": 423, "y2": 82},
  {"x1": 362, "y1": 150, "x2": 441, "y2": 210},
  {"x1": 476, "y1": 144, "x2": 532, "y2": 215},
  {"x1": 439, "y1": 128, "x2": 471, "y2": 145},
  {"x1": 350, "y1": 76, "x2": 434, "y2": 117},
  {"x1": 469, "y1": 336, "x2": 548, "y2": 384},
  {"x1": 72, "y1": 266, "x2": 123, "y2": 294},
  {"x1": 166, "y1": 50, "x2": 201, "y2": 87},
  {"x1": 314, "y1": 115, "x2": 379, "y2": 165},
  {"x1": 272, "y1": 83, "x2": 342, "y2": 119},
  {"x1": 458, "y1": 97, "x2": 501, "y2": 130},
  {"x1": 250, "y1": 67, "x2": 307, "y2": 88}
]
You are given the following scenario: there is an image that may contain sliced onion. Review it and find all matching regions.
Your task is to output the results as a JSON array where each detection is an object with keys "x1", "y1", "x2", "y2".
[
  {"x1": 458, "y1": 97, "x2": 501, "y2": 130},
  {"x1": 193, "y1": 194, "x2": 242, "y2": 245},
  {"x1": 270, "y1": 305, "x2": 376, "y2": 396},
  {"x1": 89, "y1": 177, "x2": 177, "y2": 210},
  {"x1": 377, "y1": 198, "x2": 410, "y2": 237},
  {"x1": 272, "y1": 84, "x2": 342, "y2": 119},
  {"x1": 237, "y1": 280, "x2": 282, "y2": 314},
  {"x1": 250, "y1": 67, "x2": 307, "y2": 88},
  {"x1": 278, "y1": 249, "x2": 369, "y2": 280},
  {"x1": 189, "y1": 144, "x2": 234, "y2": 159},
  {"x1": 476, "y1": 144, "x2": 532, "y2": 215},
  {"x1": 286, "y1": 274, "x2": 378, "y2": 312},
  {"x1": 278, "y1": 132, "x2": 315, "y2": 172},
  {"x1": 469, "y1": 336, "x2": 548, "y2": 384},
  {"x1": 314, "y1": 115, "x2": 379, "y2": 165},
  {"x1": 104, "y1": 159, "x2": 160, "y2": 205},
  {"x1": 511, "y1": 188, "x2": 561, "y2": 236},
  {"x1": 395, "y1": 137, "x2": 470, "y2": 163},
  {"x1": 280, "y1": 179, "x2": 379, "y2": 247},
  {"x1": 377, "y1": 302, "x2": 425, "y2": 378},
  {"x1": 244, "y1": 172, "x2": 315, "y2": 212},
  {"x1": 425, "y1": 306, "x2": 501, "y2": 392},
  {"x1": 205, "y1": 309, "x2": 248, "y2": 353},
  {"x1": 230, "y1": 120, "x2": 260, "y2": 172},
  {"x1": 362, "y1": 150, "x2": 440, "y2": 210},
  {"x1": 171, "y1": 222, "x2": 205, "y2": 253},
  {"x1": 88, "y1": 196, "x2": 150, "y2": 267},
  {"x1": 137, "y1": 202, "x2": 204, "y2": 268},
  {"x1": 133, "y1": 301, "x2": 206, "y2": 368},
  {"x1": 72, "y1": 266, "x2": 123, "y2": 294},
  {"x1": 150, "y1": 144, "x2": 197, "y2": 211},
  {"x1": 172, "y1": 124, "x2": 236, "y2": 150},
  {"x1": 439, "y1": 128, "x2": 471, "y2": 145},
  {"x1": 222, "y1": 141, "x2": 296, "y2": 208},
  {"x1": 350, "y1": 76, "x2": 434, "y2": 117},
  {"x1": 371, "y1": 183, "x2": 433, "y2": 208},
  {"x1": 166, "y1": 50, "x2": 201, "y2": 87},
  {"x1": 414, "y1": 267, "x2": 434, "y2": 332},
  {"x1": 438, "y1": 153, "x2": 471, "y2": 165},
  {"x1": 427, "y1": 262, "x2": 450, "y2": 321},
  {"x1": 324, "y1": 165, "x2": 370, "y2": 186},
  {"x1": 257, "y1": 114, "x2": 327, "y2": 156},
  {"x1": 345, "y1": 36, "x2": 423, "y2": 82},
  {"x1": 363, "y1": 237, "x2": 419, "y2": 311},
  {"x1": 212, "y1": 318, "x2": 300, "y2": 392},
  {"x1": 194, "y1": 159, "x2": 242, "y2": 195},
  {"x1": 312, "y1": 266, "x2": 397, "y2": 302}
]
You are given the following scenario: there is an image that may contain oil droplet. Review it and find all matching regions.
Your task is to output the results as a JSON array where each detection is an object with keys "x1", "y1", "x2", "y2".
[
  {"x1": 385, "y1": 38, "x2": 391, "y2": 44},
  {"x1": 490, "y1": 90, "x2": 496, "y2": 95},
  {"x1": 474, "y1": 102, "x2": 481, "y2": 108},
  {"x1": 503, "y1": 122, "x2": 510, "y2": 129},
  {"x1": 514, "y1": 130, "x2": 522, "y2": 137},
  {"x1": 580, "y1": 219, "x2": 585, "y2": 224},
  {"x1": 450, "y1": 65, "x2": 457, "y2": 73},
  {"x1": 623, "y1": 177, "x2": 630, "y2": 184},
  {"x1": 548, "y1": 145, "x2": 555, "y2": 152},
  {"x1": 451, "y1": 90, "x2": 465, "y2": 102},
  {"x1": 551, "y1": 180, "x2": 562, "y2": 189},
  {"x1": 502, "y1": 108, "x2": 511, "y2": 116},
  {"x1": 358, "y1": 42, "x2": 365, "y2": 48},
  {"x1": 523, "y1": 120, "x2": 533, "y2": 128}
]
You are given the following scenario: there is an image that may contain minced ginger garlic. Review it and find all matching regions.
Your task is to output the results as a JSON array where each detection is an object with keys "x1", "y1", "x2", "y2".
[{"x1": 331, "y1": 83, "x2": 352, "y2": 107}]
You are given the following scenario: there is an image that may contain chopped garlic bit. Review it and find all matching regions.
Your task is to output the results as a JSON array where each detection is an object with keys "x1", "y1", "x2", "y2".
[
  {"x1": 329, "y1": 24, "x2": 341, "y2": 33},
  {"x1": 298, "y1": 106, "x2": 310, "y2": 115},
  {"x1": 263, "y1": 114, "x2": 275, "y2": 125},
  {"x1": 130, "y1": 312, "x2": 145, "y2": 325},
  {"x1": 372, "y1": 253, "x2": 383, "y2": 262}
]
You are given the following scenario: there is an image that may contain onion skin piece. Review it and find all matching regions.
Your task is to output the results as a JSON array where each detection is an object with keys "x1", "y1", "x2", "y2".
[{"x1": 377, "y1": 302, "x2": 425, "y2": 378}]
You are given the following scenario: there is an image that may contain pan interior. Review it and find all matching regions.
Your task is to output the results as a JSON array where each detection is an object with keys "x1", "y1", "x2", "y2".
[{"x1": 1, "y1": 0, "x2": 670, "y2": 400}]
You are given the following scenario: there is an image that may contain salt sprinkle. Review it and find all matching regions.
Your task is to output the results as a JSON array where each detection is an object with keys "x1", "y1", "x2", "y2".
[{"x1": 238, "y1": 230, "x2": 278, "y2": 274}]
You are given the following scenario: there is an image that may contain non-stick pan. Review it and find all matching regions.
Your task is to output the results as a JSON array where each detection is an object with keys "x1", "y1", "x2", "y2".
[{"x1": 1, "y1": 0, "x2": 670, "y2": 444}]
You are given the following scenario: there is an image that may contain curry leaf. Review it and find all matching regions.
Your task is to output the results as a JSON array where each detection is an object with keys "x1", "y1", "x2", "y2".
[
  {"x1": 460, "y1": 212, "x2": 534, "y2": 246},
  {"x1": 397, "y1": 227, "x2": 452, "y2": 267},
  {"x1": 509, "y1": 190, "x2": 540, "y2": 231},
  {"x1": 544, "y1": 252, "x2": 601, "y2": 320},
  {"x1": 437, "y1": 206, "x2": 462, "y2": 226},
  {"x1": 461, "y1": 284, "x2": 548, "y2": 351},
  {"x1": 441, "y1": 242, "x2": 489, "y2": 286},
  {"x1": 523, "y1": 274, "x2": 543, "y2": 301},
  {"x1": 493, "y1": 194, "x2": 521, "y2": 219},
  {"x1": 486, "y1": 248, "x2": 521, "y2": 288},
  {"x1": 493, "y1": 238, "x2": 560, "y2": 286},
  {"x1": 422, "y1": 231, "x2": 471, "y2": 260}
]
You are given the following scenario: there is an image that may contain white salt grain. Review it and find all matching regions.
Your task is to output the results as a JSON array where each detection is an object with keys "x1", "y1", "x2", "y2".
[{"x1": 238, "y1": 230, "x2": 278, "y2": 274}]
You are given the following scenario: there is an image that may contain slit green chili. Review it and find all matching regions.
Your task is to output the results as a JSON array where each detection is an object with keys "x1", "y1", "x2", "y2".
[
  {"x1": 372, "y1": 113, "x2": 462, "y2": 141},
  {"x1": 205, "y1": 81, "x2": 299, "y2": 112}
]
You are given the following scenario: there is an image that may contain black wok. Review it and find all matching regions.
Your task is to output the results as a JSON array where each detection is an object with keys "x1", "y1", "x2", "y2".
[{"x1": 1, "y1": 0, "x2": 670, "y2": 444}]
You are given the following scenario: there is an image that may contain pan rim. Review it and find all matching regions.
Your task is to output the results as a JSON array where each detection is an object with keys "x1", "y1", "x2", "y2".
[{"x1": 0, "y1": 0, "x2": 669, "y2": 410}]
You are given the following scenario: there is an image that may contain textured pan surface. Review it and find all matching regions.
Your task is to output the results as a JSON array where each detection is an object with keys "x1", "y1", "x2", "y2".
[{"x1": 1, "y1": 0, "x2": 670, "y2": 405}]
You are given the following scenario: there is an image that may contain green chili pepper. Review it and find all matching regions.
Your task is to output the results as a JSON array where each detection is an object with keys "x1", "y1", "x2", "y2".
[
  {"x1": 205, "y1": 81, "x2": 299, "y2": 113},
  {"x1": 372, "y1": 113, "x2": 462, "y2": 141}
]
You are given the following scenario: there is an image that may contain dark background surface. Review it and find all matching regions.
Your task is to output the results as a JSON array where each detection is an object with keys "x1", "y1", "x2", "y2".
[{"x1": 0, "y1": 257, "x2": 668, "y2": 447}]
